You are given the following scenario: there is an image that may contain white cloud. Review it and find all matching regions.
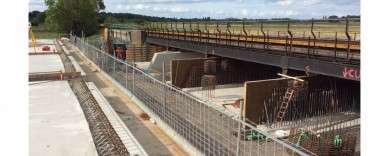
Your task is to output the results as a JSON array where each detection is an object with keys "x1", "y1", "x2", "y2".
[
  {"x1": 134, "y1": 4, "x2": 150, "y2": 10},
  {"x1": 170, "y1": 7, "x2": 189, "y2": 13},
  {"x1": 277, "y1": 0, "x2": 293, "y2": 6},
  {"x1": 216, "y1": 10, "x2": 224, "y2": 14},
  {"x1": 29, "y1": 0, "x2": 360, "y2": 19},
  {"x1": 284, "y1": 10, "x2": 298, "y2": 16},
  {"x1": 241, "y1": 9, "x2": 248, "y2": 16},
  {"x1": 253, "y1": 10, "x2": 266, "y2": 16},
  {"x1": 302, "y1": 0, "x2": 321, "y2": 6}
]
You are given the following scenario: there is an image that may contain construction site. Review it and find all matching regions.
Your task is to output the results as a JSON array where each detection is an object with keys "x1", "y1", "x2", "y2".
[{"x1": 28, "y1": 18, "x2": 360, "y2": 156}]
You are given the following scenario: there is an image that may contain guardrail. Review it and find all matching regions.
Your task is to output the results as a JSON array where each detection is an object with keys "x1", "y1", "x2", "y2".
[
  {"x1": 144, "y1": 20, "x2": 360, "y2": 65},
  {"x1": 70, "y1": 35, "x2": 311, "y2": 156}
]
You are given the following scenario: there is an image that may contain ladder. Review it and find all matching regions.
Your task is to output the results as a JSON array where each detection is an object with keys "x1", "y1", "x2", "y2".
[
  {"x1": 275, "y1": 86, "x2": 296, "y2": 123},
  {"x1": 29, "y1": 26, "x2": 38, "y2": 53},
  {"x1": 275, "y1": 74, "x2": 308, "y2": 123}
]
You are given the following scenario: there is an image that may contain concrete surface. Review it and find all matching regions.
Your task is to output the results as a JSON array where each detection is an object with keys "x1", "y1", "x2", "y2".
[
  {"x1": 134, "y1": 62, "x2": 151, "y2": 71},
  {"x1": 29, "y1": 80, "x2": 98, "y2": 156},
  {"x1": 148, "y1": 51, "x2": 204, "y2": 73},
  {"x1": 29, "y1": 39, "x2": 57, "y2": 53},
  {"x1": 87, "y1": 82, "x2": 148, "y2": 155},
  {"x1": 29, "y1": 55, "x2": 65, "y2": 73},
  {"x1": 29, "y1": 39, "x2": 55, "y2": 45},
  {"x1": 68, "y1": 56, "x2": 86, "y2": 79},
  {"x1": 29, "y1": 45, "x2": 57, "y2": 53},
  {"x1": 187, "y1": 84, "x2": 244, "y2": 115},
  {"x1": 62, "y1": 45, "x2": 70, "y2": 54}
]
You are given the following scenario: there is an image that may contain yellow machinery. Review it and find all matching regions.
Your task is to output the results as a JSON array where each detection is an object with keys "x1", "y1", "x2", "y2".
[{"x1": 29, "y1": 22, "x2": 38, "y2": 53}]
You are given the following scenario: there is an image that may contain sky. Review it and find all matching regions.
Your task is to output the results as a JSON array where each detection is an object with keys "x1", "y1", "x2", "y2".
[{"x1": 29, "y1": 0, "x2": 360, "y2": 19}]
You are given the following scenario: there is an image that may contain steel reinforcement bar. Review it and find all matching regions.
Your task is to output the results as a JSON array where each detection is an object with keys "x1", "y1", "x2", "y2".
[
  {"x1": 68, "y1": 78, "x2": 130, "y2": 156},
  {"x1": 59, "y1": 46, "x2": 130, "y2": 156}
]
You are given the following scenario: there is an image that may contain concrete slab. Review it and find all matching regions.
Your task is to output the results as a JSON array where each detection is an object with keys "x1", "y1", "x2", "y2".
[
  {"x1": 29, "y1": 55, "x2": 65, "y2": 73},
  {"x1": 135, "y1": 62, "x2": 151, "y2": 71},
  {"x1": 68, "y1": 56, "x2": 86, "y2": 80},
  {"x1": 86, "y1": 82, "x2": 148, "y2": 156},
  {"x1": 62, "y1": 45, "x2": 70, "y2": 54},
  {"x1": 29, "y1": 39, "x2": 55, "y2": 45},
  {"x1": 29, "y1": 45, "x2": 57, "y2": 53},
  {"x1": 187, "y1": 84, "x2": 244, "y2": 115},
  {"x1": 148, "y1": 51, "x2": 204, "y2": 73},
  {"x1": 29, "y1": 80, "x2": 98, "y2": 156}
]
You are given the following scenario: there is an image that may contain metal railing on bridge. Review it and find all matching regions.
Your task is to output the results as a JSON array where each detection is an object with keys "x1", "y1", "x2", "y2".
[{"x1": 144, "y1": 19, "x2": 360, "y2": 65}]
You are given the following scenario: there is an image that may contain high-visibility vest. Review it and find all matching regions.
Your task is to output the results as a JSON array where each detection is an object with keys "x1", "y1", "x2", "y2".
[{"x1": 116, "y1": 49, "x2": 123, "y2": 58}]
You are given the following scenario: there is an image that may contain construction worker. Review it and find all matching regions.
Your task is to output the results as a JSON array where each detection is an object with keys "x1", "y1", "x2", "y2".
[{"x1": 116, "y1": 47, "x2": 123, "y2": 59}]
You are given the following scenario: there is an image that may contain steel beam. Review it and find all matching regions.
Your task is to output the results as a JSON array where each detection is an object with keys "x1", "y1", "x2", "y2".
[{"x1": 146, "y1": 37, "x2": 360, "y2": 81}]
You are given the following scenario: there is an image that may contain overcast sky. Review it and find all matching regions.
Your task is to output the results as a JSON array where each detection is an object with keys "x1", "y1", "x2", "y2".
[{"x1": 29, "y1": 0, "x2": 360, "y2": 19}]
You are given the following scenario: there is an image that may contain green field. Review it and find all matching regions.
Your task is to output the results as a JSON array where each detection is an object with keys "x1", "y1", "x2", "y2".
[
  {"x1": 30, "y1": 20, "x2": 360, "y2": 41},
  {"x1": 30, "y1": 24, "x2": 68, "y2": 39},
  {"x1": 148, "y1": 20, "x2": 360, "y2": 40}
]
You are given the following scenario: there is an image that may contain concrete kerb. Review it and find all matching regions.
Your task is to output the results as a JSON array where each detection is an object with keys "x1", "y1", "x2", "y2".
[
  {"x1": 86, "y1": 82, "x2": 148, "y2": 156},
  {"x1": 74, "y1": 46, "x2": 101, "y2": 72},
  {"x1": 72, "y1": 43, "x2": 202, "y2": 156},
  {"x1": 100, "y1": 70, "x2": 202, "y2": 156}
]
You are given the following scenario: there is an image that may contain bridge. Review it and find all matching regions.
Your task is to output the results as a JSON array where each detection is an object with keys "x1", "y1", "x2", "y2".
[{"x1": 143, "y1": 20, "x2": 360, "y2": 81}]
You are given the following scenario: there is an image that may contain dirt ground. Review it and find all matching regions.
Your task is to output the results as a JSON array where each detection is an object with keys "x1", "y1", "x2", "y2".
[{"x1": 65, "y1": 41, "x2": 188, "y2": 156}]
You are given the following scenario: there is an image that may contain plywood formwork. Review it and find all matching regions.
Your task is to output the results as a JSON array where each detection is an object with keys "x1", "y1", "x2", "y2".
[
  {"x1": 126, "y1": 44, "x2": 165, "y2": 62},
  {"x1": 171, "y1": 57, "x2": 282, "y2": 89},
  {"x1": 170, "y1": 58, "x2": 216, "y2": 88}
]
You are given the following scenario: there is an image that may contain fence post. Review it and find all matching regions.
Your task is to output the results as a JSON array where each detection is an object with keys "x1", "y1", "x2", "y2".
[
  {"x1": 132, "y1": 64, "x2": 135, "y2": 93},
  {"x1": 102, "y1": 52, "x2": 104, "y2": 72},
  {"x1": 126, "y1": 63, "x2": 128, "y2": 89},
  {"x1": 133, "y1": 43, "x2": 136, "y2": 63},
  {"x1": 236, "y1": 100, "x2": 243, "y2": 156},
  {"x1": 163, "y1": 62, "x2": 166, "y2": 119},
  {"x1": 114, "y1": 54, "x2": 116, "y2": 78},
  {"x1": 86, "y1": 39, "x2": 89, "y2": 56}
]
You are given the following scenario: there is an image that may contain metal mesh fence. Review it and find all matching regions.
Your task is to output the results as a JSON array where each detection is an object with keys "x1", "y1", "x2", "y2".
[{"x1": 70, "y1": 36, "x2": 309, "y2": 156}]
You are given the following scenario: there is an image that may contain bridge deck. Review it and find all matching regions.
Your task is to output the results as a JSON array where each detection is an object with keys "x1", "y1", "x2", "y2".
[
  {"x1": 146, "y1": 36, "x2": 360, "y2": 81},
  {"x1": 150, "y1": 31, "x2": 360, "y2": 51}
]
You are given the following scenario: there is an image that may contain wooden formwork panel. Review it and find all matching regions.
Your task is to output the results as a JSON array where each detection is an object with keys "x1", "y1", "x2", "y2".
[
  {"x1": 243, "y1": 75, "x2": 360, "y2": 124},
  {"x1": 29, "y1": 71, "x2": 81, "y2": 81},
  {"x1": 126, "y1": 45, "x2": 164, "y2": 62},
  {"x1": 171, "y1": 58, "x2": 217, "y2": 88}
]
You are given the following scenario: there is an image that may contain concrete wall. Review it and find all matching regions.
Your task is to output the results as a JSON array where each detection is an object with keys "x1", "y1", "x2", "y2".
[
  {"x1": 244, "y1": 77, "x2": 290, "y2": 124},
  {"x1": 112, "y1": 29, "x2": 145, "y2": 45},
  {"x1": 149, "y1": 51, "x2": 204, "y2": 74},
  {"x1": 171, "y1": 58, "x2": 216, "y2": 88}
]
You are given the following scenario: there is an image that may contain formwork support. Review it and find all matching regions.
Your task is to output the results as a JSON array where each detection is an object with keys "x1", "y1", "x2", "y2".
[{"x1": 236, "y1": 100, "x2": 244, "y2": 156}]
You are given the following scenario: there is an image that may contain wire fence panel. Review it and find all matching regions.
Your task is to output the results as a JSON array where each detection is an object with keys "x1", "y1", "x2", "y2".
[{"x1": 70, "y1": 35, "x2": 309, "y2": 156}]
